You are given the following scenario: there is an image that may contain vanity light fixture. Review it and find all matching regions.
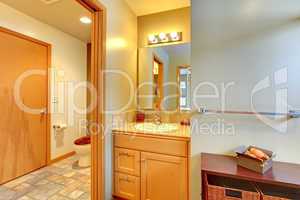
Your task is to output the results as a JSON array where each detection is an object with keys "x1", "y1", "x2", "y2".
[
  {"x1": 148, "y1": 32, "x2": 182, "y2": 45},
  {"x1": 80, "y1": 16, "x2": 92, "y2": 24}
]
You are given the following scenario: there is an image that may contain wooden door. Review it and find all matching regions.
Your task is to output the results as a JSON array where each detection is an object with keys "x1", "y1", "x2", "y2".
[
  {"x1": 141, "y1": 152, "x2": 188, "y2": 200},
  {"x1": 0, "y1": 28, "x2": 49, "y2": 184}
]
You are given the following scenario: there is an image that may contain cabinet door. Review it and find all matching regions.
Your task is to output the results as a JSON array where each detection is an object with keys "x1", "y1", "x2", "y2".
[
  {"x1": 115, "y1": 148, "x2": 140, "y2": 176},
  {"x1": 141, "y1": 152, "x2": 187, "y2": 200},
  {"x1": 115, "y1": 172, "x2": 140, "y2": 200}
]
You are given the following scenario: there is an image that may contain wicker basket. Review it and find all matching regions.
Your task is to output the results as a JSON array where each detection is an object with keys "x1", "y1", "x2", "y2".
[
  {"x1": 257, "y1": 183, "x2": 300, "y2": 200},
  {"x1": 261, "y1": 196, "x2": 289, "y2": 200},
  {"x1": 206, "y1": 175, "x2": 260, "y2": 200},
  {"x1": 207, "y1": 185, "x2": 260, "y2": 200}
]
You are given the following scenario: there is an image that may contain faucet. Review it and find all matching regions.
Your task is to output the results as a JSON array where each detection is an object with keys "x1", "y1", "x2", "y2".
[{"x1": 153, "y1": 111, "x2": 162, "y2": 125}]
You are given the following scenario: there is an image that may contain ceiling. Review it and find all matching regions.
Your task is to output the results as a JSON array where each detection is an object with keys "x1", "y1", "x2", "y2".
[
  {"x1": 125, "y1": 0, "x2": 190, "y2": 16},
  {"x1": 193, "y1": 0, "x2": 300, "y2": 48},
  {"x1": 0, "y1": 0, "x2": 91, "y2": 42}
]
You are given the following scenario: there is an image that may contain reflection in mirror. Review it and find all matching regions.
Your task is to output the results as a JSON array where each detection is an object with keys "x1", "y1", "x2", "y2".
[
  {"x1": 178, "y1": 66, "x2": 191, "y2": 111},
  {"x1": 138, "y1": 43, "x2": 191, "y2": 112},
  {"x1": 153, "y1": 55, "x2": 164, "y2": 109}
]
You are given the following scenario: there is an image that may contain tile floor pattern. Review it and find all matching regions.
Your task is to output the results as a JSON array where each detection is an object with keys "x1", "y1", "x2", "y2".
[{"x1": 0, "y1": 156, "x2": 91, "y2": 200}]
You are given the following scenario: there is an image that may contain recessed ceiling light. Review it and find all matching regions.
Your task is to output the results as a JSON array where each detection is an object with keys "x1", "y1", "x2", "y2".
[
  {"x1": 80, "y1": 17, "x2": 92, "y2": 24},
  {"x1": 40, "y1": 0, "x2": 60, "y2": 5}
]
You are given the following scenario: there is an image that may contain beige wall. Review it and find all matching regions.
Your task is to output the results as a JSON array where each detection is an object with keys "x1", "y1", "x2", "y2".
[
  {"x1": 191, "y1": 0, "x2": 300, "y2": 199},
  {"x1": 138, "y1": 7, "x2": 191, "y2": 47},
  {"x1": 98, "y1": 0, "x2": 138, "y2": 198},
  {"x1": 0, "y1": 2, "x2": 87, "y2": 160}
]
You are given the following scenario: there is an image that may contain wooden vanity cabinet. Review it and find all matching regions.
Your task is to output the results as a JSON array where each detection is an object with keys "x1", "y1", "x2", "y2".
[
  {"x1": 141, "y1": 152, "x2": 187, "y2": 200},
  {"x1": 113, "y1": 132, "x2": 190, "y2": 200}
]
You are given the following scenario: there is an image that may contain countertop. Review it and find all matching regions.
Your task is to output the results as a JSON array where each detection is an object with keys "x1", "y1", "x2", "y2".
[{"x1": 112, "y1": 123, "x2": 191, "y2": 140}]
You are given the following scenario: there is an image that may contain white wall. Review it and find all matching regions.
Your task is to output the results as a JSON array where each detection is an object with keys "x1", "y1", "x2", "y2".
[
  {"x1": 192, "y1": 0, "x2": 300, "y2": 199},
  {"x1": 0, "y1": 2, "x2": 87, "y2": 160},
  {"x1": 97, "y1": 0, "x2": 138, "y2": 199}
]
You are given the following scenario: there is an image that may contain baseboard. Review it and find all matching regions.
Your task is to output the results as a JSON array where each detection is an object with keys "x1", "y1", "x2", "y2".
[{"x1": 49, "y1": 151, "x2": 76, "y2": 165}]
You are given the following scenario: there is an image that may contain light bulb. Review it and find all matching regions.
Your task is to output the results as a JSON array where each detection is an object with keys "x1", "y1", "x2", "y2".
[
  {"x1": 148, "y1": 34, "x2": 158, "y2": 44},
  {"x1": 159, "y1": 33, "x2": 168, "y2": 41},
  {"x1": 170, "y1": 32, "x2": 179, "y2": 41}
]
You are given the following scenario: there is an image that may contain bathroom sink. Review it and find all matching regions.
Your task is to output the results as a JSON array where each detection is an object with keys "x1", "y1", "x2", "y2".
[{"x1": 134, "y1": 123, "x2": 179, "y2": 133}]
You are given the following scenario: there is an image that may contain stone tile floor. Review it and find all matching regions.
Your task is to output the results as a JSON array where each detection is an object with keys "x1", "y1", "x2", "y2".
[{"x1": 0, "y1": 156, "x2": 91, "y2": 200}]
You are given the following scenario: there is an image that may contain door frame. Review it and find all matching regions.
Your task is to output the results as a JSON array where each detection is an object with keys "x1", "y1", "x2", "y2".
[
  {"x1": 0, "y1": 25, "x2": 52, "y2": 174},
  {"x1": 75, "y1": 1, "x2": 106, "y2": 200},
  {"x1": 152, "y1": 53, "x2": 164, "y2": 110}
]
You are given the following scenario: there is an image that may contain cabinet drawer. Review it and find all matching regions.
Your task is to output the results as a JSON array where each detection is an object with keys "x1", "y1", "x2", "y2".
[
  {"x1": 114, "y1": 134, "x2": 188, "y2": 157},
  {"x1": 115, "y1": 173, "x2": 140, "y2": 200},
  {"x1": 115, "y1": 148, "x2": 140, "y2": 176}
]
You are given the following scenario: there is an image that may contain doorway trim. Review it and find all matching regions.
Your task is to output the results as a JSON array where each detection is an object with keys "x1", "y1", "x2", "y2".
[
  {"x1": 152, "y1": 53, "x2": 164, "y2": 110},
  {"x1": 75, "y1": 1, "x2": 106, "y2": 200}
]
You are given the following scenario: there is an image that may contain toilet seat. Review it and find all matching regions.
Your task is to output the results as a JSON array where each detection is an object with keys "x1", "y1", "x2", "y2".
[{"x1": 74, "y1": 136, "x2": 91, "y2": 145}]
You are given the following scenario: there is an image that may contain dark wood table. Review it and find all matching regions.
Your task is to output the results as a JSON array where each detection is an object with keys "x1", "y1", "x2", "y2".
[{"x1": 201, "y1": 153, "x2": 300, "y2": 200}]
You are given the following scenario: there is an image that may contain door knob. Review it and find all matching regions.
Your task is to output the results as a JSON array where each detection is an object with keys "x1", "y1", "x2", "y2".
[{"x1": 40, "y1": 109, "x2": 47, "y2": 115}]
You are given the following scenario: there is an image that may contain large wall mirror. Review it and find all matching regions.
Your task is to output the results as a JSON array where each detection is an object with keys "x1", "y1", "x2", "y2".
[{"x1": 137, "y1": 43, "x2": 191, "y2": 112}]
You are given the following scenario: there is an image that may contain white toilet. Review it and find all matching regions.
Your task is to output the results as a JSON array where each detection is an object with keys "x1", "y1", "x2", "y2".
[{"x1": 74, "y1": 136, "x2": 91, "y2": 167}]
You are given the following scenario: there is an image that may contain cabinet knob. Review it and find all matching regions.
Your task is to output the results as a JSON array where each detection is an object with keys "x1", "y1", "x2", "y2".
[
  {"x1": 119, "y1": 152, "x2": 130, "y2": 156},
  {"x1": 120, "y1": 176, "x2": 132, "y2": 183}
]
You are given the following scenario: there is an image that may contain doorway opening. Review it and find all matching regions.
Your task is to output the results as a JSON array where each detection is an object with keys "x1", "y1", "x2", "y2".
[{"x1": 0, "y1": 0, "x2": 106, "y2": 199}]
